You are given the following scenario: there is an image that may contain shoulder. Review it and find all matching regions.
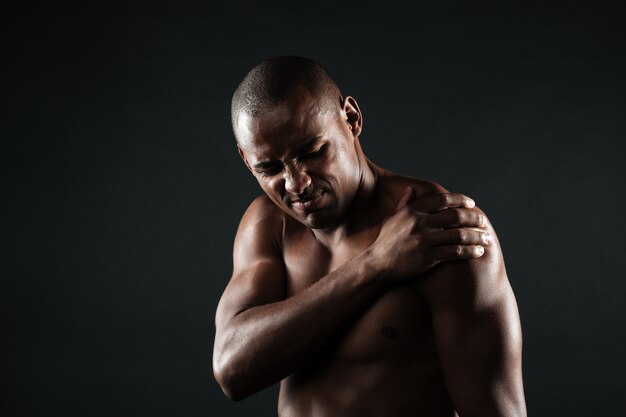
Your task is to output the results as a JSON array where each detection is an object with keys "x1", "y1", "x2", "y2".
[
  {"x1": 380, "y1": 170, "x2": 491, "y2": 226},
  {"x1": 233, "y1": 195, "x2": 286, "y2": 262},
  {"x1": 378, "y1": 171, "x2": 455, "y2": 203},
  {"x1": 379, "y1": 171, "x2": 447, "y2": 195},
  {"x1": 238, "y1": 195, "x2": 286, "y2": 233},
  {"x1": 421, "y1": 216, "x2": 509, "y2": 312},
  {"x1": 379, "y1": 172, "x2": 509, "y2": 308},
  {"x1": 378, "y1": 171, "x2": 466, "y2": 213}
]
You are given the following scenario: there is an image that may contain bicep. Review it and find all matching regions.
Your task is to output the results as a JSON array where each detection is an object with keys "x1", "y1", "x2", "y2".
[
  {"x1": 430, "y1": 278, "x2": 524, "y2": 415},
  {"x1": 215, "y1": 200, "x2": 288, "y2": 330},
  {"x1": 216, "y1": 259, "x2": 287, "y2": 326},
  {"x1": 416, "y1": 223, "x2": 525, "y2": 415}
]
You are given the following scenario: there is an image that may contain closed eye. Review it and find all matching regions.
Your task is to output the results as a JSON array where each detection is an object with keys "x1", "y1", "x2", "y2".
[
  {"x1": 301, "y1": 144, "x2": 327, "y2": 160},
  {"x1": 255, "y1": 143, "x2": 327, "y2": 177},
  {"x1": 256, "y1": 166, "x2": 282, "y2": 177}
]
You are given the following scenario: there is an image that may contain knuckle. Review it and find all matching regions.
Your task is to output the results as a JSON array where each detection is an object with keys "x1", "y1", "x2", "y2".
[
  {"x1": 452, "y1": 208, "x2": 463, "y2": 223},
  {"x1": 454, "y1": 245, "x2": 463, "y2": 257},
  {"x1": 456, "y1": 211, "x2": 467, "y2": 224},
  {"x1": 439, "y1": 193, "x2": 450, "y2": 206}
]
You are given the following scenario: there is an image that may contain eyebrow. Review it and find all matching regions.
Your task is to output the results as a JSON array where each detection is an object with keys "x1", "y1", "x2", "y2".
[{"x1": 253, "y1": 136, "x2": 323, "y2": 169}]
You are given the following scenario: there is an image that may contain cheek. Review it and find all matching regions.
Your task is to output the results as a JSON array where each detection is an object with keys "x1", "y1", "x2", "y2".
[
  {"x1": 310, "y1": 154, "x2": 338, "y2": 184},
  {"x1": 328, "y1": 146, "x2": 361, "y2": 195},
  {"x1": 256, "y1": 177, "x2": 281, "y2": 198},
  {"x1": 264, "y1": 179, "x2": 283, "y2": 195},
  {"x1": 331, "y1": 144, "x2": 358, "y2": 174}
]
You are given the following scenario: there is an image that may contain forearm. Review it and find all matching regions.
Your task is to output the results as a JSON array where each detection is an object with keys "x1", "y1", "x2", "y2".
[{"x1": 213, "y1": 248, "x2": 385, "y2": 400}]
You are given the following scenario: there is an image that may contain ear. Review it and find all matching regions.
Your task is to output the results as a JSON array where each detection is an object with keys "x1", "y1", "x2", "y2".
[
  {"x1": 237, "y1": 145, "x2": 253, "y2": 172},
  {"x1": 341, "y1": 95, "x2": 363, "y2": 137}
]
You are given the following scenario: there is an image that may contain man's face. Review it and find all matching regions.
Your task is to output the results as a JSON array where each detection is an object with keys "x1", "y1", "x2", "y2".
[{"x1": 234, "y1": 86, "x2": 363, "y2": 229}]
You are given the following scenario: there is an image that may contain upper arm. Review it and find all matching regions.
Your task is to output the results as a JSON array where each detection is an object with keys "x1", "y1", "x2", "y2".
[
  {"x1": 215, "y1": 196, "x2": 288, "y2": 330},
  {"x1": 415, "y1": 208, "x2": 526, "y2": 416}
]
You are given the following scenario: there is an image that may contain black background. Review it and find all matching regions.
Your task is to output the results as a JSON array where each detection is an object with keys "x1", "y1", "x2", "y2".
[{"x1": 3, "y1": 2, "x2": 625, "y2": 416}]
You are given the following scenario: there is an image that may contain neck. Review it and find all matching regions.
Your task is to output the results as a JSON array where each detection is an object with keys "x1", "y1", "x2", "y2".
[{"x1": 312, "y1": 154, "x2": 383, "y2": 245}]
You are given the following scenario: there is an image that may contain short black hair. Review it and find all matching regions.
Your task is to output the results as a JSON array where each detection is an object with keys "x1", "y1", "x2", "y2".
[{"x1": 231, "y1": 56, "x2": 341, "y2": 131}]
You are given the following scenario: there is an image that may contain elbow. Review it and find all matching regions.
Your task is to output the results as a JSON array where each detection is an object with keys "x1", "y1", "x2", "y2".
[
  {"x1": 212, "y1": 348, "x2": 253, "y2": 401},
  {"x1": 215, "y1": 380, "x2": 250, "y2": 402},
  {"x1": 215, "y1": 378, "x2": 249, "y2": 402}
]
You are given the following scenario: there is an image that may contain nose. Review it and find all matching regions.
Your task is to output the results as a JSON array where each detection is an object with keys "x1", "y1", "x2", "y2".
[{"x1": 284, "y1": 164, "x2": 312, "y2": 195}]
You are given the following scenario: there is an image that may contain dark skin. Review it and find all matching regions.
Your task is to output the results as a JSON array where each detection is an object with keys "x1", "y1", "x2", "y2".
[{"x1": 213, "y1": 85, "x2": 526, "y2": 416}]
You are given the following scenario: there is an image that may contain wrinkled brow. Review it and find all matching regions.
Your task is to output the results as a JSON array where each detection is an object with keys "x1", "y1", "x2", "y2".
[{"x1": 253, "y1": 136, "x2": 322, "y2": 169}]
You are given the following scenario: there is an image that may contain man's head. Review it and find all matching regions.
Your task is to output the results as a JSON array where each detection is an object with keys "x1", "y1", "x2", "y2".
[
  {"x1": 232, "y1": 56, "x2": 366, "y2": 230},
  {"x1": 231, "y1": 56, "x2": 341, "y2": 130}
]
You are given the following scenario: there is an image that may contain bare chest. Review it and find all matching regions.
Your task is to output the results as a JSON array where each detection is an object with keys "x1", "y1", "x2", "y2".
[{"x1": 282, "y1": 230, "x2": 433, "y2": 362}]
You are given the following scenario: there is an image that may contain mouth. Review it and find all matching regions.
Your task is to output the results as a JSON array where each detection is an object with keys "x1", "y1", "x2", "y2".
[{"x1": 290, "y1": 190, "x2": 326, "y2": 211}]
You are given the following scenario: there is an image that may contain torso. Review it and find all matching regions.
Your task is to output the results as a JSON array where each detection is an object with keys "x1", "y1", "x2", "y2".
[{"x1": 276, "y1": 174, "x2": 457, "y2": 417}]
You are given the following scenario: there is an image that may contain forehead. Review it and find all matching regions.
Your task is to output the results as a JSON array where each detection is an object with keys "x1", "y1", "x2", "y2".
[{"x1": 235, "y1": 87, "x2": 337, "y2": 160}]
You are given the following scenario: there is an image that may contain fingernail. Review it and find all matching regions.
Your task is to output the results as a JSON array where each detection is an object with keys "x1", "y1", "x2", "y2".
[
  {"x1": 467, "y1": 198, "x2": 475, "y2": 207},
  {"x1": 477, "y1": 246, "x2": 485, "y2": 255}
]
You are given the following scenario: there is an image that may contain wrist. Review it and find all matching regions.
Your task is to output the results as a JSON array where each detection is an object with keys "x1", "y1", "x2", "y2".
[{"x1": 360, "y1": 246, "x2": 389, "y2": 285}]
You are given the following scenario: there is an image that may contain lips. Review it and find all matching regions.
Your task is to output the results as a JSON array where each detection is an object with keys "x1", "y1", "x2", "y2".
[{"x1": 290, "y1": 190, "x2": 325, "y2": 211}]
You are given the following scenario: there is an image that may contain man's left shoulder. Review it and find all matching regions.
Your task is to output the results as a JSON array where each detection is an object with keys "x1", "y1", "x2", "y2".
[
  {"x1": 389, "y1": 176, "x2": 511, "y2": 308},
  {"x1": 381, "y1": 173, "x2": 490, "y2": 217},
  {"x1": 379, "y1": 172, "x2": 446, "y2": 201}
]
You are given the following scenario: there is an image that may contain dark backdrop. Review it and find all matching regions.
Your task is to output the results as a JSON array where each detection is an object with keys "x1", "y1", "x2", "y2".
[{"x1": 3, "y1": 2, "x2": 625, "y2": 416}]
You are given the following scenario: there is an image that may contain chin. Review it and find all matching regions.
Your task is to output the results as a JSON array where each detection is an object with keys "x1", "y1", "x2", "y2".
[{"x1": 302, "y1": 211, "x2": 338, "y2": 230}]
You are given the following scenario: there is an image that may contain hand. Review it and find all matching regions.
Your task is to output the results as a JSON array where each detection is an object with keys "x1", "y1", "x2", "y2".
[{"x1": 370, "y1": 187, "x2": 491, "y2": 281}]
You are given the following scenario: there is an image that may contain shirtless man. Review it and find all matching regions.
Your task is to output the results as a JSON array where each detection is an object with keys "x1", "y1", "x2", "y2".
[{"x1": 213, "y1": 56, "x2": 526, "y2": 416}]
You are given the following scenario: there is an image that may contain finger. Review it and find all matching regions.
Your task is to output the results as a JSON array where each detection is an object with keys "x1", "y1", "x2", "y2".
[
  {"x1": 395, "y1": 186, "x2": 415, "y2": 212},
  {"x1": 422, "y1": 208, "x2": 485, "y2": 229},
  {"x1": 426, "y1": 228, "x2": 491, "y2": 247},
  {"x1": 432, "y1": 245, "x2": 486, "y2": 262},
  {"x1": 412, "y1": 192, "x2": 475, "y2": 213}
]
